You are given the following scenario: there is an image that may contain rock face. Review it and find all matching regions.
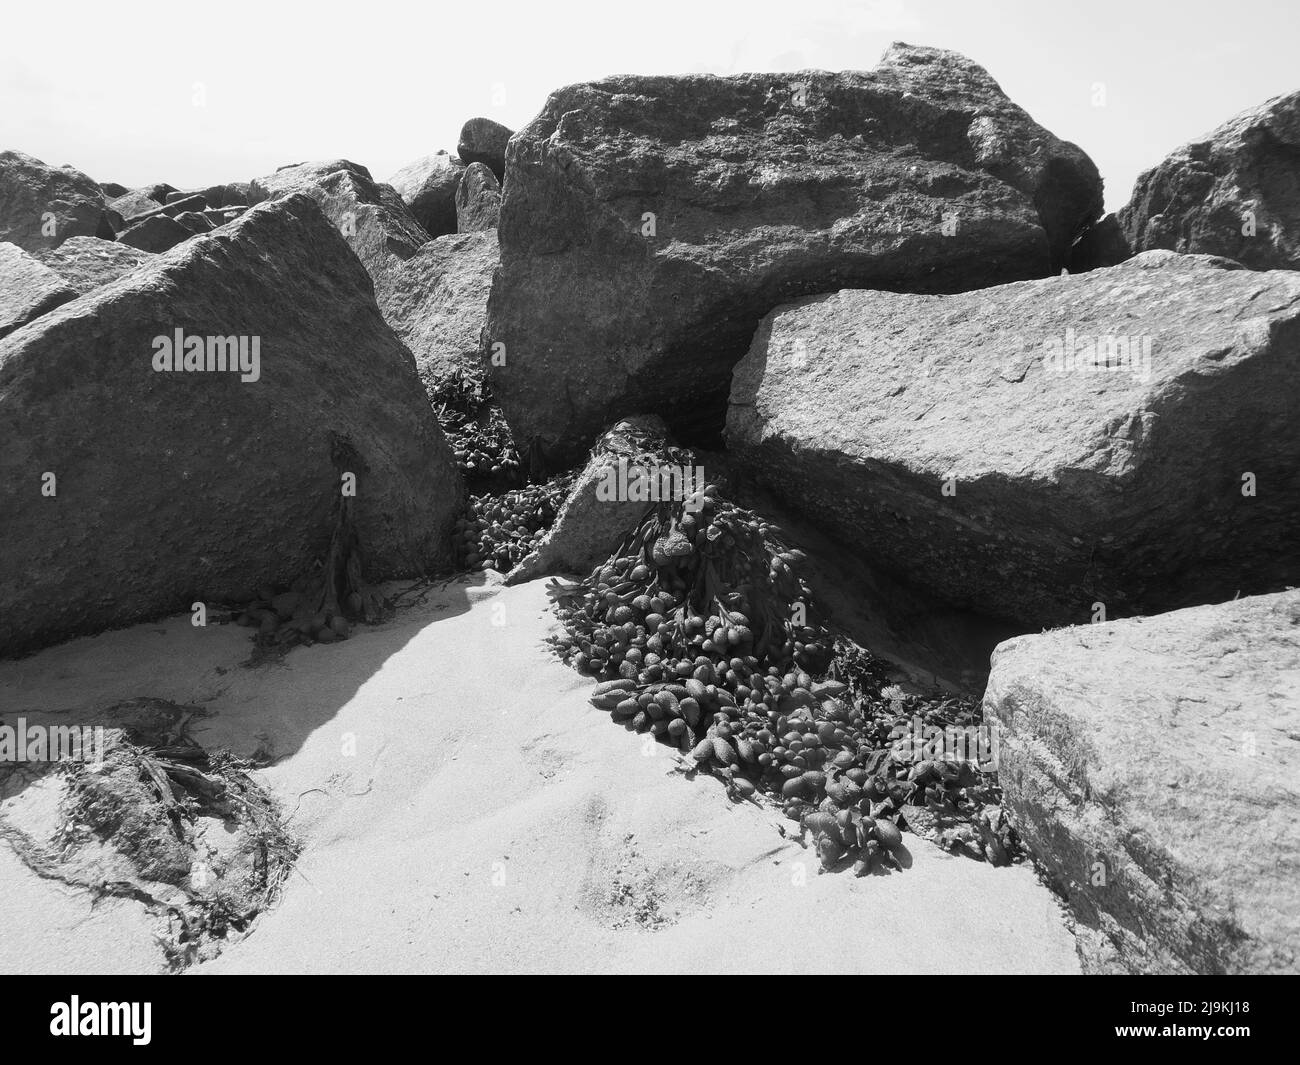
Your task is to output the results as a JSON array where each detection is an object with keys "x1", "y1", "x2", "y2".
[
  {"x1": 32, "y1": 237, "x2": 153, "y2": 295},
  {"x1": 457, "y1": 118, "x2": 513, "y2": 182},
  {"x1": 506, "y1": 416, "x2": 672, "y2": 584},
  {"x1": 109, "y1": 188, "x2": 165, "y2": 219},
  {"x1": 247, "y1": 159, "x2": 431, "y2": 310},
  {"x1": 486, "y1": 44, "x2": 1103, "y2": 467},
  {"x1": 726, "y1": 251, "x2": 1300, "y2": 629},
  {"x1": 0, "y1": 150, "x2": 115, "y2": 251},
  {"x1": 455, "y1": 162, "x2": 501, "y2": 231},
  {"x1": 117, "y1": 213, "x2": 193, "y2": 252},
  {"x1": 985, "y1": 590, "x2": 1300, "y2": 974},
  {"x1": 0, "y1": 243, "x2": 77, "y2": 340},
  {"x1": 387, "y1": 152, "x2": 464, "y2": 238},
  {"x1": 0, "y1": 194, "x2": 462, "y2": 658},
  {"x1": 381, "y1": 229, "x2": 498, "y2": 396},
  {"x1": 1120, "y1": 91, "x2": 1300, "y2": 270}
]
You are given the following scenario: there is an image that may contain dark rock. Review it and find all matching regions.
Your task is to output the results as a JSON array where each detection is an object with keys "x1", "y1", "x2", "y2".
[
  {"x1": 99, "y1": 181, "x2": 129, "y2": 198},
  {"x1": 0, "y1": 149, "x2": 115, "y2": 251},
  {"x1": 173, "y1": 210, "x2": 214, "y2": 234},
  {"x1": 725, "y1": 250, "x2": 1300, "y2": 629},
  {"x1": 486, "y1": 44, "x2": 1103, "y2": 467},
  {"x1": 0, "y1": 194, "x2": 462, "y2": 657},
  {"x1": 986, "y1": 589, "x2": 1300, "y2": 974},
  {"x1": 455, "y1": 162, "x2": 501, "y2": 231},
  {"x1": 1120, "y1": 91, "x2": 1300, "y2": 269},
  {"x1": 117, "y1": 213, "x2": 193, "y2": 252},
  {"x1": 387, "y1": 152, "x2": 464, "y2": 237},
  {"x1": 0, "y1": 242, "x2": 77, "y2": 339},
  {"x1": 1066, "y1": 212, "x2": 1131, "y2": 272},
  {"x1": 382, "y1": 230, "x2": 498, "y2": 396},
  {"x1": 31, "y1": 236, "x2": 152, "y2": 295},
  {"x1": 456, "y1": 118, "x2": 513, "y2": 182},
  {"x1": 144, "y1": 183, "x2": 178, "y2": 203}
]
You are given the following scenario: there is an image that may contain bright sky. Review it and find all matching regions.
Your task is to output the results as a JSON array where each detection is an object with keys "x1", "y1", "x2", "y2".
[{"x1": 2, "y1": 0, "x2": 1296, "y2": 213}]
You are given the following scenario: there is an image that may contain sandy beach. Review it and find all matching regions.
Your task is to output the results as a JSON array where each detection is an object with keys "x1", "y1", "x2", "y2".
[{"x1": 0, "y1": 573, "x2": 1079, "y2": 975}]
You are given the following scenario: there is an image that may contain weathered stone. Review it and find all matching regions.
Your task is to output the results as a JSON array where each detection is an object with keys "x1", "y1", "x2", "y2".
[
  {"x1": 726, "y1": 251, "x2": 1300, "y2": 629},
  {"x1": 117, "y1": 213, "x2": 193, "y2": 252},
  {"x1": 387, "y1": 152, "x2": 464, "y2": 238},
  {"x1": 455, "y1": 162, "x2": 501, "y2": 232},
  {"x1": 247, "y1": 160, "x2": 431, "y2": 308},
  {"x1": 381, "y1": 229, "x2": 498, "y2": 396},
  {"x1": 109, "y1": 188, "x2": 164, "y2": 219},
  {"x1": 985, "y1": 590, "x2": 1300, "y2": 974},
  {"x1": 456, "y1": 118, "x2": 513, "y2": 182},
  {"x1": 486, "y1": 44, "x2": 1103, "y2": 467},
  {"x1": 0, "y1": 194, "x2": 462, "y2": 657},
  {"x1": 30, "y1": 236, "x2": 152, "y2": 295},
  {"x1": 0, "y1": 242, "x2": 76, "y2": 340},
  {"x1": 506, "y1": 416, "x2": 672, "y2": 584},
  {"x1": 247, "y1": 159, "x2": 370, "y2": 204},
  {"x1": 174, "y1": 210, "x2": 214, "y2": 234},
  {"x1": 99, "y1": 181, "x2": 129, "y2": 198},
  {"x1": 1120, "y1": 91, "x2": 1300, "y2": 270},
  {"x1": 0, "y1": 149, "x2": 115, "y2": 251}
]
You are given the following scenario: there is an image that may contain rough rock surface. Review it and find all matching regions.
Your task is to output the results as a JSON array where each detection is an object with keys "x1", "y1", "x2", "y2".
[
  {"x1": 1120, "y1": 91, "x2": 1300, "y2": 270},
  {"x1": 0, "y1": 194, "x2": 462, "y2": 657},
  {"x1": 387, "y1": 152, "x2": 464, "y2": 237},
  {"x1": 726, "y1": 250, "x2": 1300, "y2": 629},
  {"x1": 506, "y1": 416, "x2": 672, "y2": 584},
  {"x1": 457, "y1": 118, "x2": 513, "y2": 182},
  {"x1": 109, "y1": 188, "x2": 165, "y2": 219},
  {"x1": 0, "y1": 150, "x2": 115, "y2": 251},
  {"x1": 117, "y1": 213, "x2": 193, "y2": 252},
  {"x1": 381, "y1": 229, "x2": 498, "y2": 395},
  {"x1": 985, "y1": 590, "x2": 1300, "y2": 974},
  {"x1": 455, "y1": 162, "x2": 501, "y2": 232},
  {"x1": 486, "y1": 43, "x2": 1103, "y2": 466},
  {"x1": 247, "y1": 160, "x2": 431, "y2": 312},
  {"x1": 0, "y1": 243, "x2": 77, "y2": 339},
  {"x1": 33, "y1": 237, "x2": 153, "y2": 295}
]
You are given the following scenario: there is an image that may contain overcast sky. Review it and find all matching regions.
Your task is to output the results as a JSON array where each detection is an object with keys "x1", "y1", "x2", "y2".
[{"x1": 2, "y1": 0, "x2": 1296, "y2": 212}]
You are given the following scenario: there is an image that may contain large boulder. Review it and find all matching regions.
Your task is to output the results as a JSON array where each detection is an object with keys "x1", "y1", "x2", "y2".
[
  {"x1": 0, "y1": 194, "x2": 462, "y2": 658},
  {"x1": 387, "y1": 152, "x2": 464, "y2": 238},
  {"x1": 985, "y1": 590, "x2": 1300, "y2": 974},
  {"x1": 381, "y1": 229, "x2": 498, "y2": 396},
  {"x1": 456, "y1": 118, "x2": 513, "y2": 182},
  {"x1": 455, "y1": 162, "x2": 501, "y2": 232},
  {"x1": 726, "y1": 251, "x2": 1300, "y2": 629},
  {"x1": 486, "y1": 43, "x2": 1103, "y2": 467},
  {"x1": 1120, "y1": 91, "x2": 1300, "y2": 270},
  {"x1": 33, "y1": 236, "x2": 153, "y2": 295},
  {"x1": 0, "y1": 150, "x2": 115, "y2": 251},
  {"x1": 0, "y1": 243, "x2": 76, "y2": 340}
]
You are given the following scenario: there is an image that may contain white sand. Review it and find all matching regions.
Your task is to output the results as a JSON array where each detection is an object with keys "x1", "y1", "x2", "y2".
[{"x1": 0, "y1": 574, "x2": 1079, "y2": 974}]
